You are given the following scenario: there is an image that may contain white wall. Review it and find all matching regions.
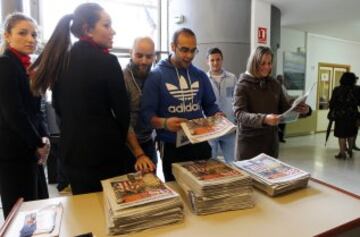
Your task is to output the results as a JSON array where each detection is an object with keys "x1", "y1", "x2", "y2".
[
  {"x1": 278, "y1": 28, "x2": 360, "y2": 109},
  {"x1": 306, "y1": 34, "x2": 360, "y2": 108},
  {"x1": 251, "y1": 0, "x2": 271, "y2": 50},
  {"x1": 276, "y1": 28, "x2": 306, "y2": 75}
]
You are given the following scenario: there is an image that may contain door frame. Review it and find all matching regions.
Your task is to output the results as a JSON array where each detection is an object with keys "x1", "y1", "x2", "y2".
[
  {"x1": 315, "y1": 63, "x2": 350, "y2": 132},
  {"x1": 316, "y1": 62, "x2": 351, "y2": 111}
]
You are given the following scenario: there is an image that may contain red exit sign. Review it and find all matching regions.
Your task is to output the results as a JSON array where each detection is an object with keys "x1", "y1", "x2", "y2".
[{"x1": 258, "y1": 27, "x2": 267, "y2": 44}]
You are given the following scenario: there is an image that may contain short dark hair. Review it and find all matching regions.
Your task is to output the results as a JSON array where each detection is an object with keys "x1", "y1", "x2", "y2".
[
  {"x1": 340, "y1": 72, "x2": 358, "y2": 86},
  {"x1": 171, "y1": 27, "x2": 196, "y2": 44},
  {"x1": 207, "y1": 47, "x2": 223, "y2": 59}
]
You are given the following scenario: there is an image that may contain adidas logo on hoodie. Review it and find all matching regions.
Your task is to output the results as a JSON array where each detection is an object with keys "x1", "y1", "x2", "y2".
[{"x1": 166, "y1": 75, "x2": 200, "y2": 113}]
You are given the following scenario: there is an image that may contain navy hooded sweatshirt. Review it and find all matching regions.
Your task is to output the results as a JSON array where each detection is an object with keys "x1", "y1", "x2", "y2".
[{"x1": 141, "y1": 58, "x2": 220, "y2": 143}]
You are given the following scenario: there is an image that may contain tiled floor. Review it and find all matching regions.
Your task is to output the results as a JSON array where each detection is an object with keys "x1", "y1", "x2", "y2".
[
  {"x1": 1, "y1": 132, "x2": 359, "y2": 224},
  {"x1": 279, "y1": 132, "x2": 360, "y2": 195}
]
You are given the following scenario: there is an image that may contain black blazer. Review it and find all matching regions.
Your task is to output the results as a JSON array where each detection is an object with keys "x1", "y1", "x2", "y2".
[
  {"x1": 52, "y1": 41, "x2": 130, "y2": 167},
  {"x1": 0, "y1": 49, "x2": 47, "y2": 162}
]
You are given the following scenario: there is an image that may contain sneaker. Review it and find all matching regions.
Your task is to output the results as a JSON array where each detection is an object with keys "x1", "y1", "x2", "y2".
[{"x1": 58, "y1": 185, "x2": 72, "y2": 195}]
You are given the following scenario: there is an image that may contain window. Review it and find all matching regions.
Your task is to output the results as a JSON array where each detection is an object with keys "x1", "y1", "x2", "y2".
[
  {"x1": 22, "y1": 0, "x2": 31, "y2": 16},
  {"x1": 40, "y1": 0, "x2": 159, "y2": 50}
]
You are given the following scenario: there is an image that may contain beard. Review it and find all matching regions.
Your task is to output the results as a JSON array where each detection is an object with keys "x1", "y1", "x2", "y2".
[{"x1": 131, "y1": 62, "x2": 151, "y2": 79}]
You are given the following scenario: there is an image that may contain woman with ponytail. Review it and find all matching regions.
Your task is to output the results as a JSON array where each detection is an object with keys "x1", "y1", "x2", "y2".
[
  {"x1": 0, "y1": 13, "x2": 49, "y2": 218},
  {"x1": 31, "y1": 3, "x2": 134, "y2": 195}
]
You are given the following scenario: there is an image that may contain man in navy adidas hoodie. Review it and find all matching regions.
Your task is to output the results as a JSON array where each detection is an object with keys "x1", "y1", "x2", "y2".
[{"x1": 141, "y1": 28, "x2": 221, "y2": 181}]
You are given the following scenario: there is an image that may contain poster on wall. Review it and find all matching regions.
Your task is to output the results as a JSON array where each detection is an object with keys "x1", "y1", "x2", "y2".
[{"x1": 283, "y1": 51, "x2": 306, "y2": 90}]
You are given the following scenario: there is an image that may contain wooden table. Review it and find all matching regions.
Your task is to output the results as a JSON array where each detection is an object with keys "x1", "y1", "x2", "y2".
[{"x1": 3, "y1": 179, "x2": 360, "y2": 237}]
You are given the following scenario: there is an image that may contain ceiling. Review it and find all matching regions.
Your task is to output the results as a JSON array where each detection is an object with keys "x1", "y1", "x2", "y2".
[{"x1": 264, "y1": 0, "x2": 360, "y2": 42}]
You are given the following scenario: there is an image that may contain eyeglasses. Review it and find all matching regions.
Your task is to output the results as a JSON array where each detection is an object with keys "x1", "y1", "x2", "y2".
[
  {"x1": 176, "y1": 45, "x2": 199, "y2": 54},
  {"x1": 134, "y1": 52, "x2": 155, "y2": 60}
]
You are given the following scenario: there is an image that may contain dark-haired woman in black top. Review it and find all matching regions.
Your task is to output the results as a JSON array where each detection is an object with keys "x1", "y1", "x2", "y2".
[
  {"x1": 0, "y1": 13, "x2": 49, "y2": 218},
  {"x1": 329, "y1": 72, "x2": 360, "y2": 159},
  {"x1": 30, "y1": 3, "x2": 140, "y2": 195}
]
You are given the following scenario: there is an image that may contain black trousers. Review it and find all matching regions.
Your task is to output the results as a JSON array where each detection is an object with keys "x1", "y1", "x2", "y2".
[
  {"x1": 0, "y1": 161, "x2": 49, "y2": 218},
  {"x1": 65, "y1": 149, "x2": 136, "y2": 195},
  {"x1": 162, "y1": 141, "x2": 212, "y2": 182}
]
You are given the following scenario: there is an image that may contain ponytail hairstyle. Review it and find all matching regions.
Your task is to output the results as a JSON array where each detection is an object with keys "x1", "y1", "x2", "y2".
[
  {"x1": 30, "y1": 3, "x2": 103, "y2": 96},
  {"x1": 0, "y1": 12, "x2": 37, "y2": 54},
  {"x1": 246, "y1": 46, "x2": 273, "y2": 78}
]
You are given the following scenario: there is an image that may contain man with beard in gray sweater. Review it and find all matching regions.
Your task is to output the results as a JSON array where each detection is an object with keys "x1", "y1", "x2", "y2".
[{"x1": 123, "y1": 37, "x2": 157, "y2": 172}]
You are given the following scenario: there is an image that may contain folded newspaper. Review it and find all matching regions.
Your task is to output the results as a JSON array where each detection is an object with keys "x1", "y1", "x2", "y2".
[
  {"x1": 172, "y1": 159, "x2": 254, "y2": 215},
  {"x1": 177, "y1": 115, "x2": 236, "y2": 147},
  {"x1": 101, "y1": 172, "x2": 184, "y2": 235},
  {"x1": 279, "y1": 82, "x2": 316, "y2": 123},
  {"x1": 234, "y1": 153, "x2": 310, "y2": 196},
  {"x1": 5, "y1": 203, "x2": 64, "y2": 237}
]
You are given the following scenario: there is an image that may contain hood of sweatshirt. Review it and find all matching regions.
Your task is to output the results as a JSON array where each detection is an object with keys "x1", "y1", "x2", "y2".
[{"x1": 238, "y1": 72, "x2": 278, "y2": 90}]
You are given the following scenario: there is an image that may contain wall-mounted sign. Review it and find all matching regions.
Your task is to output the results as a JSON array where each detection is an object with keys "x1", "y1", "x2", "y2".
[
  {"x1": 257, "y1": 27, "x2": 267, "y2": 44},
  {"x1": 321, "y1": 73, "x2": 330, "y2": 82}
]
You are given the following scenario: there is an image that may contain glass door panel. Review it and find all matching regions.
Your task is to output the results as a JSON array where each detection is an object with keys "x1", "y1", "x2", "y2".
[
  {"x1": 333, "y1": 68, "x2": 347, "y2": 90},
  {"x1": 318, "y1": 67, "x2": 332, "y2": 110}
]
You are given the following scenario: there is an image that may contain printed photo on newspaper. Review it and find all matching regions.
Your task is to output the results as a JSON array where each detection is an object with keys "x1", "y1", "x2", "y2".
[
  {"x1": 279, "y1": 82, "x2": 316, "y2": 123},
  {"x1": 106, "y1": 172, "x2": 177, "y2": 209},
  {"x1": 178, "y1": 115, "x2": 236, "y2": 145},
  {"x1": 180, "y1": 160, "x2": 243, "y2": 181},
  {"x1": 17, "y1": 203, "x2": 63, "y2": 237}
]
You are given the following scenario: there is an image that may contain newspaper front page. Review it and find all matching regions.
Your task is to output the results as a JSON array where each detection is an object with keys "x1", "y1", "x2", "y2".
[
  {"x1": 177, "y1": 115, "x2": 236, "y2": 146},
  {"x1": 234, "y1": 153, "x2": 310, "y2": 185},
  {"x1": 5, "y1": 203, "x2": 63, "y2": 237},
  {"x1": 102, "y1": 172, "x2": 179, "y2": 211},
  {"x1": 180, "y1": 159, "x2": 244, "y2": 182}
]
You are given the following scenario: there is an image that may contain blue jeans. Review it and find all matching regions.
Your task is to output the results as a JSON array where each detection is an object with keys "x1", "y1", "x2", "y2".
[{"x1": 209, "y1": 133, "x2": 236, "y2": 163}]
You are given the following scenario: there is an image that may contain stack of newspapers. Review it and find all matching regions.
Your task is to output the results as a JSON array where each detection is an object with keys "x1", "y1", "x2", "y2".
[
  {"x1": 172, "y1": 159, "x2": 254, "y2": 215},
  {"x1": 101, "y1": 172, "x2": 184, "y2": 235},
  {"x1": 234, "y1": 153, "x2": 311, "y2": 196}
]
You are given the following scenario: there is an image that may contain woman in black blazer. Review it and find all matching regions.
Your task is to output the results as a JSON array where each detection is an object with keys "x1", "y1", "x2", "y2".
[
  {"x1": 31, "y1": 3, "x2": 137, "y2": 195},
  {"x1": 0, "y1": 13, "x2": 49, "y2": 218}
]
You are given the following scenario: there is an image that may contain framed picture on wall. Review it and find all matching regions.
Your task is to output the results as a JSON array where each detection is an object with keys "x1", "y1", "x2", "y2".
[{"x1": 283, "y1": 51, "x2": 306, "y2": 90}]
